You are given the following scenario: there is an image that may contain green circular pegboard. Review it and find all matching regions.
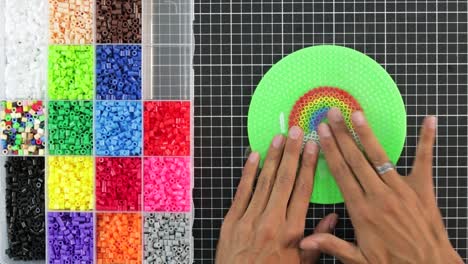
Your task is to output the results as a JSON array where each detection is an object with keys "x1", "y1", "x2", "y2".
[{"x1": 247, "y1": 45, "x2": 406, "y2": 204}]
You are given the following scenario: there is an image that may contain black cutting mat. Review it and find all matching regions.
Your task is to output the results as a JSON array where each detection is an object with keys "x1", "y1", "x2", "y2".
[{"x1": 193, "y1": 0, "x2": 468, "y2": 263}]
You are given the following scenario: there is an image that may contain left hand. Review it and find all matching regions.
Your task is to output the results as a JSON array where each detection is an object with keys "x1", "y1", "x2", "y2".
[{"x1": 216, "y1": 126, "x2": 338, "y2": 264}]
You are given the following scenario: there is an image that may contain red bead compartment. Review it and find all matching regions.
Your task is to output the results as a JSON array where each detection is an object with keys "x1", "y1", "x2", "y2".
[
  {"x1": 95, "y1": 157, "x2": 142, "y2": 211},
  {"x1": 144, "y1": 101, "x2": 190, "y2": 156}
]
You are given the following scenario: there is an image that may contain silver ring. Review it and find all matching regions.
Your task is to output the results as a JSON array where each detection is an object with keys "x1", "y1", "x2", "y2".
[{"x1": 375, "y1": 162, "x2": 395, "y2": 175}]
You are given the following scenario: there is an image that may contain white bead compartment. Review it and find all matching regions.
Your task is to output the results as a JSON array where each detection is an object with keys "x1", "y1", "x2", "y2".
[{"x1": 1, "y1": 0, "x2": 48, "y2": 100}]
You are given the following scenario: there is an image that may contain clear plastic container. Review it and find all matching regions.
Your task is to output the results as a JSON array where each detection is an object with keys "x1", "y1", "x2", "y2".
[
  {"x1": 143, "y1": 0, "x2": 194, "y2": 100},
  {"x1": 1, "y1": 0, "x2": 195, "y2": 263}
]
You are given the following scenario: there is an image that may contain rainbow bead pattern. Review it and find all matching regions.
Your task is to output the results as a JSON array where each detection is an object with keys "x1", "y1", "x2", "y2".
[{"x1": 289, "y1": 87, "x2": 362, "y2": 144}]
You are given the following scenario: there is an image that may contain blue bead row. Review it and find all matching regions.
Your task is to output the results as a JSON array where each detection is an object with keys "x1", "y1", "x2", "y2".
[
  {"x1": 95, "y1": 101, "x2": 142, "y2": 156},
  {"x1": 96, "y1": 45, "x2": 142, "y2": 100}
]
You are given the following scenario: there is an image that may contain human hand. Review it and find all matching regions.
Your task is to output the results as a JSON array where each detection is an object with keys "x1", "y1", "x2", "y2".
[
  {"x1": 216, "y1": 126, "x2": 338, "y2": 264},
  {"x1": 300, "y1": 108, "x2": 463, "y2": 264}
]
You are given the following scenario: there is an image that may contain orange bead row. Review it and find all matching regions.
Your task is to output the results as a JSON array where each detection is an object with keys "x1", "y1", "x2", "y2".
[{"x1": 97, "y1": 213, "x2": 142, "y2": 264}]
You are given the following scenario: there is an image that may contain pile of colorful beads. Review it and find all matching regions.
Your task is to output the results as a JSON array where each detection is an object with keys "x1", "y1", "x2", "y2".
[
  {"x1": 4, "y1": 157, "x2": 45, "y2": 260},
  {"x1": 95, "y1": 101, "x2": 142, "y2": 156},
  {"x1": 96, "y1": 157, "x2": 142, "y2": 211},
  {"x1": 48, "y1": 45, "x2": 94, "y2": 100},
  {"x1": 1, "y1": 100, "x2": 46, "y2": 155},
  {"x1": 144, "y1": 213, "x2": 191, "y2": 264},
  {"x1": 144, "y1": 101, "x2": 191, "y2": 156},
  {"x1": 48, "y1": 101, "x2": 93, "y2": 155},
  {"x1": 48, "y1": 157, "x2": 93, "y2": 211},
  {"x1": 49, "y1": 0, "x2": 94, "y2": 44},
  {"x1": 97, "y1": 213, "x2": 142, "y2": 263},
  {"x1": 47, "y1": 212, "x2": 94, "y2": 263},
  {"x1": 96, "y1": 45, "x2": 142, "y2": 100},
  {"x1": 144, "y1": 157, "x2": 191, "y2": 212}
]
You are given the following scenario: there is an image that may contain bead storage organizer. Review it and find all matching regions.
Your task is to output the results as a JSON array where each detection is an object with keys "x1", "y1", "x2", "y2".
[{"x1": 0, "y1": 0, "x2": 194, "y2": 263}]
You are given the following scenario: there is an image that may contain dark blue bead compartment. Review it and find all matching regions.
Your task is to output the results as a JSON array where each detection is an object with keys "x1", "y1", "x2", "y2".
[
  {"x1": 95, "y1": 101, "x2": 142, "y2": 156},
  {"x1": 96, "y1": 45, "x2": 142, "y2": 100}
]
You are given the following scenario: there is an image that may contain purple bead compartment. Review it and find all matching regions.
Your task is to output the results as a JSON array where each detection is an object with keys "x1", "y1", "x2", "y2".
[{"x1": 47, "y1": 212, "x2": 94, "y2": 263}]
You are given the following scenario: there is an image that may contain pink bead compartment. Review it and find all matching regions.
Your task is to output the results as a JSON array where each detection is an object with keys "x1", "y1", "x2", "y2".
[
  {"x1": 144, "y1": 157, "x2": 191, "y2": 212},
  {"x1": 95, "y1": 157, "x2": 142, "y2": 211}
]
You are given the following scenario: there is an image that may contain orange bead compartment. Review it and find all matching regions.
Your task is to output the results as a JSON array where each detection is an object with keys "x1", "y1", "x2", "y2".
[{"x1": 97, "y1": 213, "x2": 142, "y2": 263}]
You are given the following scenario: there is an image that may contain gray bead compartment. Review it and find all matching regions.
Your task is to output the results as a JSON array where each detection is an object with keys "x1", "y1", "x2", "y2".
[{"x1": 144, "y1": 213, "x2": 191, "y2": 264}]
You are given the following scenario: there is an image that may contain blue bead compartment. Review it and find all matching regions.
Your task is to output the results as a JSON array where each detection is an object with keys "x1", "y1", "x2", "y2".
[
  {"x1": 95, "y1": 101, "x2": 143, "y2": 156},
  {"x1": 96, "y1": 45, "x2": 142, "y2": 100}
]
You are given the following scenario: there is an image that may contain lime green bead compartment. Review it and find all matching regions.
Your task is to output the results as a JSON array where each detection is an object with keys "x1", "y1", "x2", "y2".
[
  {"x1": 48, "y1": 45, "x2": 95, "y2": 100},
  {"x1": 48, "y1": 101, "x2": 93, "y2": 155}
]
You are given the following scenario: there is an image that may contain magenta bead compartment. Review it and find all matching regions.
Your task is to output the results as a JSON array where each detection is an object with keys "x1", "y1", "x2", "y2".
[
  {"x1": 1, "y1": 0, "x2": 195, "y2": 263},
  {"x1": 144, "y1": 157, "x2": 191, "y2": 212}
]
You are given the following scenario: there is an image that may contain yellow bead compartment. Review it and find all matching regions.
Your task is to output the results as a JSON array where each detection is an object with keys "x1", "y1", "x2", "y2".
[{"x1": 47, "y1": 156, "x2": 94, "y2": 211}]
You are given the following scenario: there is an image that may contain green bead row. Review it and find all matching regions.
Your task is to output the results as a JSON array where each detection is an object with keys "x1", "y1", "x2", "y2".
[
  {"x1": 48, "y1": 46, "x2": 95, "y2": 100},
  {"x1": 48, "y1": 101, "x2": 93, "y2": 155}
]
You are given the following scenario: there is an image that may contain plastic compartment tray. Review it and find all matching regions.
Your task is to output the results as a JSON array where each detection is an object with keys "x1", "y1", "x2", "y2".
[{"x1": 0, "y1": 0, "x2": 195, "y2": 263}]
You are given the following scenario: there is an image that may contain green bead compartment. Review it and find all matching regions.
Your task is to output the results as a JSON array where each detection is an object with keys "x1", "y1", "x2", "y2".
[
  {"x1": 248, "y1": 45, "x2": 407, "y2": 204},
  {"x1": 48, "y1": 101, "x2": 93, "y2": 155},
  {"x1": 48, "y1": 45, "x2": 95, "y2": 100}
]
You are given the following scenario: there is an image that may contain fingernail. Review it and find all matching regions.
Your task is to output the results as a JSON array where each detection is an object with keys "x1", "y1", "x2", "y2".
[
  {"x1": 328, "y1": 108, "x2": 343, "y2": 123},
  {"x1": 271, "y1": 135, "x2": 284, "y2": 148},
  {"x1": 318, "y1": 123, "x2": 331, "y2": 138},
  {"x1": 351, "y1": 111, "x2": 366, "y2": 126},
  {"x1": 288, "y1": 126, "x2": 302, "y2": 140},
  {"x1": 304, "y1": 141, "x2": 318, "y2": 155},
  {"x1": 248, "y1": 152, "x2": 259, "y2": 163},
  {"x1": 426, "y1": 116, "x2": 437, "y2": 130}
]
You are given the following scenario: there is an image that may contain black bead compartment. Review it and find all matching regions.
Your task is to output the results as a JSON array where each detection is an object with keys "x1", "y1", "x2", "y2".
[{"x1": 4, "y1": 157, "x2": 46, "y2": 260}]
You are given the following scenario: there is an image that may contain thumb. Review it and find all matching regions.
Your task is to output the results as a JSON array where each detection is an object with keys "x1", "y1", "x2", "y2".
[
  {"x1": 300, "y1": 233, "x2": 366, "y2": 264},
  {"x1": 301, "y1": 213, "x2": 338, "y2": 264}
]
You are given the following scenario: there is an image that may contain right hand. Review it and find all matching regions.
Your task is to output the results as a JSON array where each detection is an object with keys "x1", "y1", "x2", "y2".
[{"x1": 300, "y1": 109, "x2": 463, "y2": 264}]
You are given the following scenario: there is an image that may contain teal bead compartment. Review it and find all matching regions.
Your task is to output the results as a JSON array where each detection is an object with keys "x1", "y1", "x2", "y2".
[{"x1": 48, "y1": 101, "x2": 93, "y2": 155}]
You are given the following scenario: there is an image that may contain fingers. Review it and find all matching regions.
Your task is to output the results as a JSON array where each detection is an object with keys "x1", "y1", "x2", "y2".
[
  {"x1": 287, "y1": 141, "x2": 319, "y2": 228},
  {"x1": 406, "y1": 116, "x2": 437, "y2": 201},
  {"x1": 313, "y1": 213, "x2": 338, "y2": 234},
  {"x1": 350, "y1": 110, "x2": 404, "y2": 190},
  {"x1": 300, "y1": 213, "x2": 338, "y2": 264},
  {"x1": 225, "y1": 152, "x2": 259, "y2": 221},
  {"x1": 328, "y1": 108, "x2": 386, "y2": 193},
  {"x1": 244, "y1": 135, "x2": 285, "y2": 218},
  {"x1": 318, "y1": 123, "x2": 364, "y2": 203},
  {"x1": 410, "y1": 116, "x2": 437, "y2": 181},
  {"x1": 266, "y1": 126, "x2": 304, "y2": 213},
  {"x1": 300, "y1": 233, "x2": 366, "y2": 264}
]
